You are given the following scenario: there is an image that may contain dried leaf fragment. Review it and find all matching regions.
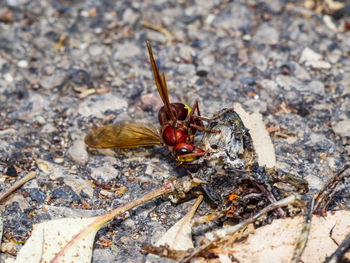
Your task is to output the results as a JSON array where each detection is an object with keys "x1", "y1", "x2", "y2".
[{"x1": 222, "y1": 210, "x2": 350, "y2": 263}]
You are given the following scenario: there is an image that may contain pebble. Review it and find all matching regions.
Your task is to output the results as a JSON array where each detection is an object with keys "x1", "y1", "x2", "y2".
[
  {"x1": 177, "y1": 63, "x2": 195, "y2": 75},
  {"x1": 299, "y1": 47, "x2": 331, "y2": 69},
  {"x1": 179, "y1": 45, "x2": 195, "y2": 61},
  {"x1": 333, "y1": 120, "x2": 350, "y2": 137},
  {"x1": 17, "y1": 60, "x2": 28, "y2": 68},
  {"x1": 122, "y1": 8, "x2": 138, "y2": 26},
  {"x1": 140, "y1": 92, "x2": 165, "y2": 111},
  {"x1": 88, "y1": 44, "x2": 104, "y2": 57},
  {"x1": 251, "y1": 52, "x2": 267, "y2": 71},
  {"x1": 27, "y1": 188, "x2": 46, "y2": 203},
  {"x1": 258, "y1": 79, "x2": 279, "y2": 92},
  {"x1": 201, "y1": 54, "x2": 215, "y2": 66},
  {"x1": 63, "y1": 176, "x2": 94, "y2": 199},
  {"x1": 114, "y1": 42, "x2": 141, "y2": 60},
  {"x1": 77, "y1": 93, "x2": 128, "y2": 118},
  {"x1": 340, "y1": 73, "x2": 350, "y2": 95},
  {"x1": 67, "y1": 140, "x2": 88, "y2": 165},
  {"x1": 54, "y1": 158, "x2": 64, "y2": 164},
  {"x1": 275, "y1": 75, "x2": 303, "y2": 91},
  {"x1": 306, "y1": 80, "x2": 325, "y2": 95},
  {"x1": 290, "y1": 61, "x2": 311, "y2": 81},
  {"x1": 4, "y1": 73, "x2": 13, "y2": 82},
  {"x1": 253, "y1": 23, "x2": 279, "y2": 45},
  {"x1": 35, "y1": 115, "x2": 46, "y2": 125},
  {"x1": 263, "y1": 0, "x2": 284, "y2": 13},
  {"x1": 243, "y1": 99, "x2": 267, "y2": 113},
  {"x1": 16, "y1": 92, "x2": 50, "y2": 121},
  {"x1": 39, "y1": 69, "x2": 68, "y2": 89},
  {"x1": 327, "y1": 49, "x2": 342, "y2": 64},
  {"x1": 213, "y1": 2, "x2": 252, "y2": 31},
  {"x1": 90, "y1": 164, "x2": 120, "y2": 181}
]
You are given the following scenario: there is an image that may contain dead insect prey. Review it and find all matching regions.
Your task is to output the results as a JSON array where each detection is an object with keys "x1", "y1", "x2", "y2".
[{"x1": 85, "y1": 43, "x2": 311, "y2": 262}]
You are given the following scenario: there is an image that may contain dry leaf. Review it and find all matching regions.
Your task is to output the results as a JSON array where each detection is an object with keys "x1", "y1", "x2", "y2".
[
  {"x1": 219, "y1": 210, "x2": 350, "y2": 263},
  {"x1": 234, "y1": 103, "x2": 276, "y2": 168},
  {"x1": 156, "y1": 196, "x2": 203, "y2": 250},
  {"x1": 146, "y1": 196, "x2": 203, "y2": 262},
  {"x1": 7, "y1": 217, "x2": 97, "y2": 263},
  {"x1": 7, "y1": 182, "x2": 174, "y2": 263}
]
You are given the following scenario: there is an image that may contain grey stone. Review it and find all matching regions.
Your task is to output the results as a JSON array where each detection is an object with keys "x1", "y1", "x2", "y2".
[
  {"x1": 306, "y1": 80, "x2": 325, "y2": 95},
  {"x1": 243, "y1": 99, "x2": 267, "y2": 113},
  {"x1": 63, "y1": 175, "x2": 94, "y2": 199},
  {"x1": 291, "y1": 61, "x2": 311, "y2": 81},
  {"x1": 114, "y1": 42, "x2": 141, "y2": 60},
  {"x1": 67, "y1": 140, "x2": 88, "y2": 165},
  {"x1": 253, "y1": 23, "x2": 279, "y2": 45},
  {"x1": 299, "y1": 47, "x2": 331, "y2": 69},
  {"x1": 333, "y1": 120, "x2": 350, "y2": 137},
  {"x1": 275, "y1": 75, "x2": 303, "y2": 91},
  {"x1": 251, "y1": 52, "x2": 267, "y2": 71},
  {"x1": 77, "y1": 93, "x2": 128, "y2": 118},
  {"x1": 340, "y1": 73, "x2": 350, "y2": 95},
  {"x1": 39, "y1": 69, "x2": 68, "y2": 89}
]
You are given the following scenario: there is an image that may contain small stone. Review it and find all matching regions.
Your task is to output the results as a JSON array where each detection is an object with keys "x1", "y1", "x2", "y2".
[
  {"x1": 77, "y1": 93, "x2": 128, "y2": 118},
  {"x1": 88, "y1": 44, "x2": 104, "y2": 57},
  {"x1": 6, "y1": 165, "x2": 18, "y2": 177},
  {"x1": 67, "y1": 140, "x2": 88, "y2": 165},
  {"x1": 340, "y1": 73, "x2": 350, "y2": 96},
  {"x1": 306, "y1": 80, "x2": 325, "y2": 95},
  {"x1": 91, "y1": 164, "x2": 120, "y2": 181},
  {"x1": 275, "y1": 75, "x2": 303, "y2": 91},
  {"x1": 114, "y1": 42, "x2": 140, "y2": 60},
  {"x1": 201, "y1": 54, "x2": 215, "y2": 66},
  {"x1": 177, "y1": 64, "x2": 195, "y2": 75},
  {"x1": 140, "y1": 92, "x2": 164, "y2": 111},
  {"x1": 300, "y1": 47, "x2": 331, "y2": 69},
  {"x1": 122, "y1": 8, "x2": 138, "y2": 25},
  {"x1": 39, "y1": 69, "x2": 68, "y2": 89},
  {"x1": 205, "y1": 13, "x2": 215, "y2": 25},
  {"x1": 35, "y1": 115, "x2": 46, "y2": 125},
  {"x1": 253, "y1": 23, "x2": 279, "y2": 45},
  {"x1": 27, "y1": 188, "x2": 46, "y2": 203},
  {"x1": 263, "y1": 0, "x2": 284, "y2": 13},
  {"x1": 243, "y1": 99, "x2": 267, "y2": 113},
  {"x1": 251, "y1": 52, "x2": 267, "y2": 71},
  {"x1": 290, "y1": 61, "x2": 311, "y2": 81},
  {"x1": 179, "y1": 45, "x2": 195, "y2": 61},
  {"x1": 258, "y1": 79, "x2": 279, "y2": 91},
  {"x1": 327, "y1": 49, "x2": 342, "y2": 64},
  {"x1": 4, "y1": 73, "x2": 13, "y2": 82},
  {"x1": 54, "y1": 158, "x2": 64, "y2": 164},
  {"x1": 333, "y1": 120, "x2": 350, "y2": 137},
  {"x1": 17, "y1": 60, "x2": 28, "y2": 68},
  {"x1": 15, "y1": 92, "x2": 50, "y2": 121},
  {"x1": 64, "y1": 176, "x2": 94, "y2": 199}
]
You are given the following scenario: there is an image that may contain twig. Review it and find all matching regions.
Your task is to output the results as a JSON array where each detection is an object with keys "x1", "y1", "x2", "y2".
[
  {"x1": 141, "y1": 20, "x2": 172, "y2": 41},
  {"x1": 50, "y1": 180, "x2": 175, "y2": 263},
  {"x1": 291, "y1": 197, "x2": 314, "y2": 263},
  {"x1": 313, "y1": 164, "x2": 350, "y2": 215},
  {"x1": 324, "y1": 230, "x2": 350, "y2": 263},
  {"x1": 0, "y1": 171, "x2": 37, "y2": 203},
  {"x1": 179, "y1": 194, "x2": 299, "y2": 263}
]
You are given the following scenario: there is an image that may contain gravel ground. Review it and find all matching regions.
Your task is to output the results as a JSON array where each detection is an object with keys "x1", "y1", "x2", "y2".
[{"x1": 0, "y1": 0, "x2": 349, "y2": 262}]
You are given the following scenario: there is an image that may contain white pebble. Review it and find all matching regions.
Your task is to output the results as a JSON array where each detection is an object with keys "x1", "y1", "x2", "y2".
[
  {"x1": 67, "y1": 140, "x2": 88, "y2": 165},
  {"x1": 17, "y1": 60, "x2": 28, "y2": 68},
  {"x1": 4, "y1": 73, "x2": 13, "y2": 82}
]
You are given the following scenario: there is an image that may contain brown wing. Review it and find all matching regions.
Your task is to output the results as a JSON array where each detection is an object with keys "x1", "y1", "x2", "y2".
[
  {"x1": 84, "y1": 121, "x2": 161, "y2": 148},
  {"x1": 146, "y1": 41, "x2": 175, "y2": 121}
]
